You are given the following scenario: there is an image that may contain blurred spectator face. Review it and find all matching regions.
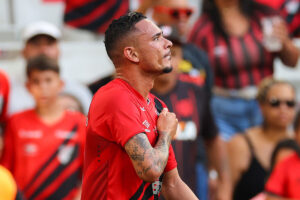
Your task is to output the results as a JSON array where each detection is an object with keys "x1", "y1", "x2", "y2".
[
  {"x1": 22, "y1": 35, "x2": 60, "y2": 61},
  {"x1": 26, "y1": 70, "x2": 64, "y2": 108},
  {"x1": 260, "y1": 83, "x2": 296, "y2": 128},
  {"x1": 58, "y1": 94, "x2": 84, "y2": 114},
  {"x1": 152, "y1": 0, "x2": 193, "y2": 36}
]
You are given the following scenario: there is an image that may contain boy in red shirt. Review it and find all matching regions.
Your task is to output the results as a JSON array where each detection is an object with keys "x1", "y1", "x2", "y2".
[{"x1": 1, "y1": 55, "x2": 86, "y2": 200}]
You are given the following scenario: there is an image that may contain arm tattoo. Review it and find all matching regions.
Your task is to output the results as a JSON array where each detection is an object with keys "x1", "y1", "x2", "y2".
[{"x1": 125, "y1": 132, "x2": 172, "y2": 179}]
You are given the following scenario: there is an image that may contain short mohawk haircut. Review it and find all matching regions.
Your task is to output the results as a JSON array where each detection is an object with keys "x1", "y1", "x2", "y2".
[{"x1": 104, "y1": 12, "x2": 146, "y2": 60}]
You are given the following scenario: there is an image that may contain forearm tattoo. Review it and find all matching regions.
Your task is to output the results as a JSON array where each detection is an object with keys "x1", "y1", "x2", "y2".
[{"x1": 125, "y1": 132, "x2": 171, "y2": 178}]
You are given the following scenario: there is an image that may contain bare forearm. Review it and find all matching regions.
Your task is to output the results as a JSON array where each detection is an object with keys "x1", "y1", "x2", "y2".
[
  {"x1": 266, "y1": 195, "x2": 291, "y2": 200},
  {"x1": 162, "y1": 169, "x2": 198, "y2": 200},
  {"x1": 279, "y1": 39, "x2": 300, "y2": 67},
  {"x1": 206, "y1": 136, "x2": 232, "y2": 198}
]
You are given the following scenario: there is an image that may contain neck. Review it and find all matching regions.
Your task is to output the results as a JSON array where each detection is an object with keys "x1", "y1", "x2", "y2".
[
  {"x1": 115, "y1": 66, "x2": 156, "y2": 100},
  {"x1": 35, "y1": 100, "x2": 62, "y2": 118},
  {"x1": 152, "y1": 75, "x2": 177, "y2": 95},
  {"x1": 261, "y1": 125, "x2": 290, "y2": 142}
]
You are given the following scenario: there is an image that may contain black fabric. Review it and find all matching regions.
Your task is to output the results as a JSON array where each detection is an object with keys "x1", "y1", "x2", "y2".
[
  {"x1": 233, "y1": 134, "x2": 267, "y2": 200},
  {"x1": 152, "y1": 79, "x2": 218, "y2": 193},
  {"x1": 129, "y1": 181, "x2": 146, "y2": 200},
  {"x1": 88, "y1": 75, "x2": 114, "y2": 94}
]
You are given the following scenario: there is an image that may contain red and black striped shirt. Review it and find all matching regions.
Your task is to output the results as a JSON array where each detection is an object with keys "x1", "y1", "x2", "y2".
[
  {"x1": 280, "y1": 0, "x2": 300, "y2": 37},
  {"x1": 64, "y1": 0, "x2": 129, "y2": 33},
  {"x1": 189, "y1": 13, "x2": 276, "y2": 89}
]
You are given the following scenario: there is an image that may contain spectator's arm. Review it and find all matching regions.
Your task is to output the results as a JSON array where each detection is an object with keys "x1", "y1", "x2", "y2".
[
  {"x1": 205, "y1": 135, "x2": 232, "y2": 200},
  {"x1": 227, "y1": 134, "x2": 251, "y2": 194},
  {"x1": 266, "y1": 194, "x2": 291, "y2": 200},
  {"x1": 274, "y1": 20, "x2": 300, "y2": 67},
  {"x1": 161, "y1": 168, "x2": 198, "y2": 200}
]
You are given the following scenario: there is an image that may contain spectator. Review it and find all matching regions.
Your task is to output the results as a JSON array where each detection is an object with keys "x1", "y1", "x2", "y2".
[
  {"x1": 263, "y1": 111, "x2": 300, "y2": 200},
  {"x1": 227, "y1": 77, "x2": 297, "y2": 200},
  {"x1": 189, "y1": 0, "x2": 299, "y2": 141},
  {"x1": 152, "y1": 25, "x2": 231, "y2": 200},
  {"x1": 9, "y1": 21, "x2": 92, "y2": 115},
  {"x1": 1, "y1": 55, "x2": 86, "y2": 200}
]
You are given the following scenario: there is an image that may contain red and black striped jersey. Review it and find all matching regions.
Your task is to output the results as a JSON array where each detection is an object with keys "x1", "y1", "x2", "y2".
[
  {"x1": 279, "y1": 0, "x2": 300, "y2": 37},
  {"x1": 82, "y1": 78, "x2": 177, "y2": 200},
  {"x1": 1, "y1": 109, "x2": 86, "y2": 200},
  {"x1": 0, "y1": 70, "x2": 9, "y2": 124},
  {"x1": 189, "y1": 13, "x2": 277, "y2": 89},
  {"x1": 64, "y1": 0, "x2": 129, "y2": 33}
]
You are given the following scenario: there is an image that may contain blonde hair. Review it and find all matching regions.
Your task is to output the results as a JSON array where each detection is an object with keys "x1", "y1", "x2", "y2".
[{"x1": 256, "y1": 77, "x2": 295, "y2": 103}]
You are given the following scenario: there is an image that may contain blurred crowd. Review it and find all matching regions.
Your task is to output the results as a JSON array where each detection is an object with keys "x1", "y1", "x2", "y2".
[{"x1": 0, "y1": 0, "x2": 300, "y2": 199}]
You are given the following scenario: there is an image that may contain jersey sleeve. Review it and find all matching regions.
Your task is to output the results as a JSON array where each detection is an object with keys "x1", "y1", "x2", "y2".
[
  {"x1": 0, "y1": 71, "x2": 10, "y2": 124},
  {"x1": 164, "y1": 145, "x2": 177, "y2": 173},
  {"x1": 0, "y1": 118, "x2": 16, "y2": 172},
  {"x1": 265, "y1": 155, "x2": 290, "y2": 196},
  {"x1": 107, "y1": 96, "x2": 145, "y2": 148}
]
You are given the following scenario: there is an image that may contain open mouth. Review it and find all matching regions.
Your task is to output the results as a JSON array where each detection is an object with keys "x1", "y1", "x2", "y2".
[{"x1": 164, "y1": 51, "x2": 172, "y2": 59}]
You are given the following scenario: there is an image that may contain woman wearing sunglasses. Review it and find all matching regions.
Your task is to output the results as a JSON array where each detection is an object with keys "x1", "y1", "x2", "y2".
[
  {"x1": 227, "y1": 77, "x2": 297, "y2": 200},
  {"x1": 189, "y1": 0, "x2": 299, "y2": 141}
]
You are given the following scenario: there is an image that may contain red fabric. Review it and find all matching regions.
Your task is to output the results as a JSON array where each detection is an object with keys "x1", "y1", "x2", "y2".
[
  {"x1": 0, "y1": 70, "x2": 10, "y2": 124},
  {"x1": 256, "y1": 0, "x2": 285, "y2": 9},
  {"x1": 265, "y1": 153, "x2": 300, "y2": 198},
  {"x1": 189, "y1": 13, "x2": 275, "y2": 89},
  {"x1": 81, "y1": 78, "x2": 177, "y2": 200},
  {"x1": 1, "y1": 110, "x2": 86, "y2": 200}
]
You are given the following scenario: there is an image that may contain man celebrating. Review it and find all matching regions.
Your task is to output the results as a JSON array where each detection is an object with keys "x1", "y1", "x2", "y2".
[{"x1": 81, "y1": 12, "x2": 197, "y2": 200}]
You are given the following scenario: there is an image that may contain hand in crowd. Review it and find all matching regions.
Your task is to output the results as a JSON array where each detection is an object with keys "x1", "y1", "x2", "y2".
[{"x1": 272, "y1": 18, "x2": 290, "y2": 45}]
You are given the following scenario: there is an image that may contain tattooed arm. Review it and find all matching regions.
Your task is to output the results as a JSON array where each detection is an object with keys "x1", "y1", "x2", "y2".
[{"x1": 124, "y1": 108, "x2": 178, "y2": 182}]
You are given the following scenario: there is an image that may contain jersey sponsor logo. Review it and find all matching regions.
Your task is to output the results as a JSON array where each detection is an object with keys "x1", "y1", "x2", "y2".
[
  {"x1": 142, "y1": 120, "x2": 150, "y2": 128},
  {"x1": 55, "y1": 130, "x2": 76, "y2": 139},
  {"x1": 24, "y1": 143, "x2": 38, "y2": 155},
  {"x1": 175, "y1": 121, "x2": 197, "y2": 141},
  {"x1": 19, "y1": 130, "x2": 43, "y2": 138},
  {"x1": 58, "y1": 144, "x2": 75, "y2": 164}
]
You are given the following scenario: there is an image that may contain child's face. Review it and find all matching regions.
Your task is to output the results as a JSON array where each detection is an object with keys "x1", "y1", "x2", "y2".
[{"x1": 27, "y1": 70, "x2": 63, "y2": 107}]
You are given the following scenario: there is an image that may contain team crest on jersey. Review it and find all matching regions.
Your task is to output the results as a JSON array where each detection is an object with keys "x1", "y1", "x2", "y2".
[
  {"x1": 58, "y1": 145, "x2": 75, "y2": 165},
  {"x1": 19, "y1": 130, "x2": 43, "y2": 138}
]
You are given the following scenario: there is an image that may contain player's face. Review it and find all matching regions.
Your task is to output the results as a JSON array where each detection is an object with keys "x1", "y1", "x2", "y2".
[
  {"x1": 135, "y1": 19, "x2": 173, "y2": 74},
  {"x1": 23, "y1": 35, "x2": 60, "y2": 61},
  {"x1": 260, "y1": 84, "x2": 296, "y2": 129},
  {"x1": 27, "y1": 70, "x2": 64, "y2": 107}
]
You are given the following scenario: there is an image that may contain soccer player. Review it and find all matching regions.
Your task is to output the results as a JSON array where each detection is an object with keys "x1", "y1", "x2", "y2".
[
  {"x1": 1, "y1": 55, "x2": 86, "y2": 200},
  {"x1": 81, "y1": 12, "x2": 198, "y2": 199}
]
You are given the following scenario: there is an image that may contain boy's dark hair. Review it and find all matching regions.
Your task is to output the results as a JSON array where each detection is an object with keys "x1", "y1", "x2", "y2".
[
  {"x1": 26, "y1": 55, "x2": 60, "y2": 77},
  {"x1": 104, "y1": 12, "x2": 146, "y2": 61}
]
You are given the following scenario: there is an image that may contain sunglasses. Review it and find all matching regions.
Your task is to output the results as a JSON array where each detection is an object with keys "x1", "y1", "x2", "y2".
[
  {"x1": 267, "y1": 98, "x2": 296, "y2": 108},
  {"x1": 154, "y1": 6, "x2": 194, "y2": 19}
]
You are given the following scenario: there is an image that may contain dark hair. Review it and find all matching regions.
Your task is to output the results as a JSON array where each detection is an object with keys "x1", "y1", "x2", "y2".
[
  {"x1": 202, "y1": 0, "x2": 276, "y2": 41},
  {"x1": 26, "y1": 55, "x2": 60, "y2": 77},
  {"x1": 294, "y1": 111, "x2": 300, "y2": 131},
  {"x1": 269, "y1": 139, "x2": 300, "y2": 173},
  {"x1": 104, "y1": 12, "x2": 146, "y2": 61}
]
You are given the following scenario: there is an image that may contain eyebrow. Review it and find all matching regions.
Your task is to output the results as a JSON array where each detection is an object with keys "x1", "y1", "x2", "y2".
[{"x1": 152, "y1": 31, "x2": 162, "y2": 39}]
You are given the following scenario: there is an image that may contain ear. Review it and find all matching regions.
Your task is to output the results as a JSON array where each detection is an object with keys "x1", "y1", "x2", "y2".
[
  {"x1": 25, "y1": 81, "x2": 31, "y2": 92},
  {"x1": 124, "y1": 47, "x2": 139, "y2": 63}
]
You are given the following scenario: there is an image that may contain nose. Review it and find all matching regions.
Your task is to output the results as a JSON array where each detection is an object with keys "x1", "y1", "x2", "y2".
[{"x1": 165, "y1": 38, "x2": 173, "y2": 49}]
